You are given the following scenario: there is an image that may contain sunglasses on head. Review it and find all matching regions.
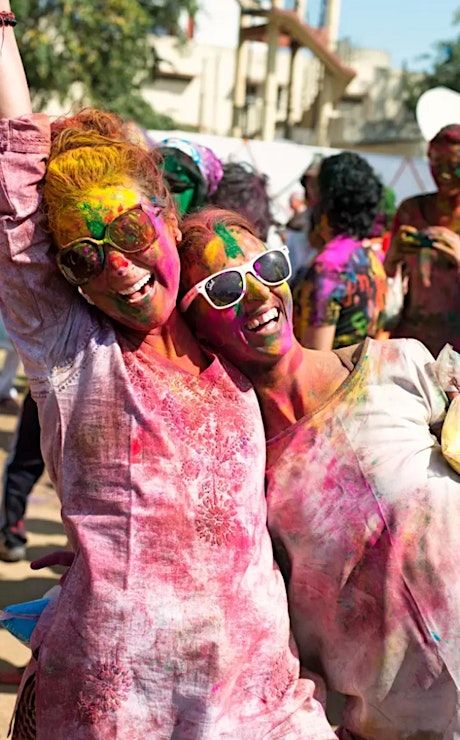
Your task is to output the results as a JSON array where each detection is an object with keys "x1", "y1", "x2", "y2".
[
  {"x1": 180, "y1": 245, "x2": 292, "y2": 312},
  {"x1": 56, "y1": 202, "x2": 164, "y2": 286}
]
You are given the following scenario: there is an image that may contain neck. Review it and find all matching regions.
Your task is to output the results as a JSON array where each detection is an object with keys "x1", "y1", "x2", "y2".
[
  {"x1": 119, "y1": 308, "x2": 209, "y2": 376},
  {"x1": 241, "y1": 341, "x2": 349, "y2": 438},
  {"x1": 437, "y1": 190, "x2": 460, "y2": 210}
]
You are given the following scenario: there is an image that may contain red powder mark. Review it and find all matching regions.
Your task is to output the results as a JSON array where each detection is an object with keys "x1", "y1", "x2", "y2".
[
  {"x1": 107, "y1": 252, "x2": 130, "y2": 271},
  {"x1": 131, "y1": 437, "x2": 142, "y2": 462}
]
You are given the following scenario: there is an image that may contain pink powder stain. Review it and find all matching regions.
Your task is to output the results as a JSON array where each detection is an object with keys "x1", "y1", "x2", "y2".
[{"x1": 131, "y1": 437, "x2": 142, "y2": 462}]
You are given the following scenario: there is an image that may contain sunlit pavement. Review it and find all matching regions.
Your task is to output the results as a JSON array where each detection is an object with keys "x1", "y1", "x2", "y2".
[{"x1": 0, "y1": 387, "x2": 66, "y2": 737}]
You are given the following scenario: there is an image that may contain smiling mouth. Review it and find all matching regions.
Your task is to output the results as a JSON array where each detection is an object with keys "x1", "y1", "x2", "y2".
[
  {"x1": 117, "y1": 274, "x2": 156, "y2": 302},
  {"x1": 245, "y1": 307, "x2": 280, "y2": 333}
]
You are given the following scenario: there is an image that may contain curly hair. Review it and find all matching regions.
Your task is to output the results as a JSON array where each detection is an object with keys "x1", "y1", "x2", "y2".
[
  {"x1": 45, "y1": 109, "x2": 175, "y2": 236},
  {"x1": 317, "y1": 152, "x2": 383, "y2": 240},
  {"x1": 209, "y1": 162, "x2": 273, "y2": 241}
]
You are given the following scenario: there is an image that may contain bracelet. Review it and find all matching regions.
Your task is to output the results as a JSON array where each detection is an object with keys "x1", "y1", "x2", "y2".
[{"x1": 0, "y1": 11, "x2": 16, "y2": 27}]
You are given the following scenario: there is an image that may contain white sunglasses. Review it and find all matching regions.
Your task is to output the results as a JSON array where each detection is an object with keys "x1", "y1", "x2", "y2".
[{"x1": 180, "y1": 245, "x2": 292, "y2": 312}]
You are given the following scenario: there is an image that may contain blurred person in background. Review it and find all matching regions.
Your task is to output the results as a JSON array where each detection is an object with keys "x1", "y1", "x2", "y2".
[
  {"x1": 210, "y1": 161, "x2": 284, "y2": 249},
  {"x1": 0, "y1": 310, "x2": 19, "y2": 403},
  {"x1": 293, "y1": 152, "x2": 387, "y2": 351},
  {"x1": 385, "y1": 124, "x2": 460, "y2": 355},
  {"x1": 0, "y1": 389, "x2": 44, "y2": 562},
  {"x1": 158, "y1": 137, "x2": 223, "y2": 216},
  {"x1": 284, "y1": 191, "x2": 318, "y2": 283}
]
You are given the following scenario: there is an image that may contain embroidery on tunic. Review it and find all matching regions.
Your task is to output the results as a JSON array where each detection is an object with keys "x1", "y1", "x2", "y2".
[
  {"x1": 195, "y1": 492, "x2": 238, "y2": 546},
  {"x1": 77, "y1": 661, "x2": 132, "y2": 725}
]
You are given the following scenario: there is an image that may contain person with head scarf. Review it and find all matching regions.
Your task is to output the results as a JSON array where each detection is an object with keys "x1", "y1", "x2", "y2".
[
  {"x1": 385, "y1": 124, "x2": 460, "y2": 355},
  {"x1": 158, "y1": 137, "x2": 223, "y2": 216}
]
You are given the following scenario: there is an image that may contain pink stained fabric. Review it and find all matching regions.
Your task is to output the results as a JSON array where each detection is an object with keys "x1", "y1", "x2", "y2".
[
  {"x1": 266, "y1": 338, "x2": 460, "y2": 738},
  {"x1": 0, "y1": 115, "x2": 336, "y2": 739}
]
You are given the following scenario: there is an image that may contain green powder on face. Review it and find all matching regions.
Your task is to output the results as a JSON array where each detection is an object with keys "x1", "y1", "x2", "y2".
[
  {"x1": 78, "y1": 202, "x2": 107, "y2": 240},
  {"x1": 214, "y1": 223, "x2": 243, "y2": 259}
]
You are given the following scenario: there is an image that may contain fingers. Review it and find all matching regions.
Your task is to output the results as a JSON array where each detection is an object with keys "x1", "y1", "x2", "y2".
[
  {"x1": 430, "y1": 241, "x2": 459, "y2": 264},
  {"x1": 31, "y1": 550, "x2": 75, "y2": 570},
  {"x1": 419, "y1": 249, "x2": 433, "y2": 288}
]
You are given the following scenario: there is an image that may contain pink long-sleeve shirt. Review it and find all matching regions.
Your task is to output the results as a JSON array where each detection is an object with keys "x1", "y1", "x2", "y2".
[{"x1": 0, "y1": 115, "x2": 335, "y2": 739}]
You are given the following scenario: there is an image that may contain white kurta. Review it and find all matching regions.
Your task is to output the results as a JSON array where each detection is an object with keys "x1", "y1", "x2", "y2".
[{"x1": 266, "y1": 338, "x2": 460, "y2": 738}]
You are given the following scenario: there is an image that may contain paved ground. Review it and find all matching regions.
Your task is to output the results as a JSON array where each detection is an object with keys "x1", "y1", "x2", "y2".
[{"x1": 0, "y1": 378, "x2": 66, "y2": 738}]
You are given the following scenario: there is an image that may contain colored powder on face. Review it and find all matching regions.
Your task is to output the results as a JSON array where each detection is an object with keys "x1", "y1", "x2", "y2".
[
  {"x1": 214, "y1": 223, "x2": 243, "y2": 259},
  {"x1": 78, "y1": 202, "x2": 109, "y2": 240},
  {"x1": 203, "y1": 235, "x2": 224, "y2": 265}
]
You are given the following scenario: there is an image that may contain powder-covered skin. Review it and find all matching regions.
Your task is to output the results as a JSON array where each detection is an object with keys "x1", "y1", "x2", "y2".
[
  {"x1": 390, "y1": 193, "x2": 460, "y2": 355},
  {"x1": 0, "y1": 116, "x2": 335, "y2": 739},
  {"x1": 292, "y1": 234, "x2": 387, "y2": 349},
  {"x1": 266, "y1": 337, "x2": 460, "y2": 737}
]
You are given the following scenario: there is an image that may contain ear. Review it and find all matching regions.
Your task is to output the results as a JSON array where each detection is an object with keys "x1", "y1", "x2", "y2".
[{"x1": 167, "y1": 212, "x2": 182, "y2": 243}]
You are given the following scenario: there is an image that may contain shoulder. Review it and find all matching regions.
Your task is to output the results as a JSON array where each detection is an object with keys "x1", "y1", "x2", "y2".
[
  {"x1": 395, "y1": 192, "x2": 436, "y2": 222},
  {"x1": 367, "y1": 337, "x2": 434, "y2": 367}
]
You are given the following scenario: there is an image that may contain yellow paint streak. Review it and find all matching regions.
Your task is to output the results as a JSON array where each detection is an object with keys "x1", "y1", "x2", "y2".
[{"x1": 203, "y1": 235, "x2": 225, "y2": 264}]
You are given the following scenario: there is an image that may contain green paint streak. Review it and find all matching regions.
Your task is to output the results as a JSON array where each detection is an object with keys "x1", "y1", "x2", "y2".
[
  {"x1": 214, "y1": 223, "x2": 243, "y2": 259},
  {"x1": 78, "y1": 202, "x2": 107, "y2": 240}
]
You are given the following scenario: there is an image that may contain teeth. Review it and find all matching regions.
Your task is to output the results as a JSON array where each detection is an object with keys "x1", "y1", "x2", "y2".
[
  {"x1": 246, "y1": 307, "x2": 279, "y2": 331},
  {"x1": 118, "y1": 274, "x2": 151, "y2": 296}
]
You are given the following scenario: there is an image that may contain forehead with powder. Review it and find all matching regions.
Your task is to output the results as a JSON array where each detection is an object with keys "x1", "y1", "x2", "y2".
[
  {"x1": 180, "y1": 225, "x2": 265, "y2": 293},
  {"x1": 55, "y1": 185, "x2": 140, "y2": 245}
]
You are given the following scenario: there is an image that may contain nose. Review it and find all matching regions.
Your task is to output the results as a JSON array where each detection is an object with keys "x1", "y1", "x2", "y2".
[
  {"x1": 243, "y1": 273, "x2": 272, "y2": 303},
  {"x1": 105, "y1": 248, "x2": 131, "y2": 276}
]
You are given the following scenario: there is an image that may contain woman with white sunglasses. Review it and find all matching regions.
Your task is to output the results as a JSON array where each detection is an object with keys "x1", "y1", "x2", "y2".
[{"x1": 179, "y1": 206, "x2": 460, "y2": 739}]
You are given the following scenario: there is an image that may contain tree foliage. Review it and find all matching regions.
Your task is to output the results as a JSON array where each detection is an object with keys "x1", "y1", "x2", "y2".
[
  {"x1": 403, "y1": 9, "x2": 460, "y2": 112},
  {"x1": 11, "y1": 0, "x2": 198, "y2": 128}
]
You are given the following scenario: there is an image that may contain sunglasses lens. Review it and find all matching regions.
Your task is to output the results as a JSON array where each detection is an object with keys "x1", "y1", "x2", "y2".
[
  {"x1": 205, "y1": 271, "x2": 244, "y2": 308},
  {"x1": 108, "y1": 208, "x2": 157, "y2": 253},
  {"x1": 254, "y1": 251, "x2": 290, "y2": 283},
  {"x1": 57, "y1": 241, "x2": 104, "y2": 285}
]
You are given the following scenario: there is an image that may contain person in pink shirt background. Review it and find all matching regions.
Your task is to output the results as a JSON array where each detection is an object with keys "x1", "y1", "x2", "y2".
[{"x1": 0, "y1": 5, "x2": 334, "y2": 738}]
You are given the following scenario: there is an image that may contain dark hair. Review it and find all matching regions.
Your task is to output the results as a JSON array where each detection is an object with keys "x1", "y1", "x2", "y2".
[
  {"x1": 429, "y1": 124, "x2": 460, "y2": 148},
  {"x1": 317, "y1": 152, "x2": 383, "y2": 240},
  {"x1": 209, "y1": 162, "x2": 273, "y2": 241},
  {"x1": 178, "y1": 207, "x2": 256, "y2": 300}
]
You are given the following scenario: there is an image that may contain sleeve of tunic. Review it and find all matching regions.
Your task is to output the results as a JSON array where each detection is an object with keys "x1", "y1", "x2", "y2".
[
  {"x1": 0, "y1": 114, "x2": 86, "y2": 380},
  {"x1": 401, "y1": 338, "x2": 448, "y2": 426}
]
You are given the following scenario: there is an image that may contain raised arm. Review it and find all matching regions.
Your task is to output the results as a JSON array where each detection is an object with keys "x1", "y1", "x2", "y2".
[
  {"x1": 0, "y1": 3, "x2": 85, "y2": 383},
  {"x1": 0, "y1": 1, "x2": 31, "y2": 117}
]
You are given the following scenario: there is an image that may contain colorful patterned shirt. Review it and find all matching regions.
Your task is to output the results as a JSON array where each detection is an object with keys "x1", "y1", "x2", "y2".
[{"x1": 293, "y1": 235, "x2": 387, "y2": 348}]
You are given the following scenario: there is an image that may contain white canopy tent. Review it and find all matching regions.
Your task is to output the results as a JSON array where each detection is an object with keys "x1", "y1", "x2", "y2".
[{"x1": 149, "y1": 129, "x2": 434, "y2": 223}]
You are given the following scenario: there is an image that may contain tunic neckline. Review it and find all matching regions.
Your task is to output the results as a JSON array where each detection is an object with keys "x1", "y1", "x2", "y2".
[{"x1": 266, "y1": 337, "x2": 370, "y2": 446}]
